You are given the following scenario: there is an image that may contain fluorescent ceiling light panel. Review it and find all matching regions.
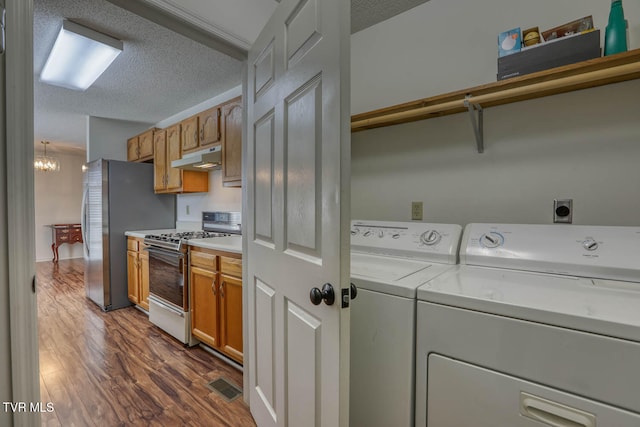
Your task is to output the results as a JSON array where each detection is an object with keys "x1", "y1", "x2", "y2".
[{"x1": 40, "y1": 20, "x2": 123, "y2": 91}]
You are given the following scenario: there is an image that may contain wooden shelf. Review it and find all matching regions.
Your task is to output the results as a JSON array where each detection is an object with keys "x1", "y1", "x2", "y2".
[{"x1": 351, "y1": 48, "x2": 640, "y2": 133}]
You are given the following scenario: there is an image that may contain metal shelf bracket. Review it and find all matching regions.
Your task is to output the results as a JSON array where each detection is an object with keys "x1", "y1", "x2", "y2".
[{"x1": 464, "y1": 95, "x2": 484, "y2": 153}]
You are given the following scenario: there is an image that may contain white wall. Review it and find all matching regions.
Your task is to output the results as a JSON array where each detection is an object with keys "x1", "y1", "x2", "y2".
[
  {"x1": 350, "y1": 0, "x2": 640, "y2": 226},
  {"x1": 34, "y1": 151, "x2": 86, "y2": 261},
  {"x1": 176, "y1": 169, "x2": 242, "y2": 221},
  {"x1": 86, "y1": 116, "x2": 153, "y2": 162}
]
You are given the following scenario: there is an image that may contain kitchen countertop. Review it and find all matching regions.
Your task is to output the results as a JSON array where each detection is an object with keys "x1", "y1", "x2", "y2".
[{"x1": 188, "y1": 235, "x2": 242, "y2": 254}]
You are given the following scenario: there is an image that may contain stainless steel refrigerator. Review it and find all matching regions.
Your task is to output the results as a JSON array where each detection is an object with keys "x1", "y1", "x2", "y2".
[{"x1": 81, "y1": 159, "x2": 176, "y2": 311}]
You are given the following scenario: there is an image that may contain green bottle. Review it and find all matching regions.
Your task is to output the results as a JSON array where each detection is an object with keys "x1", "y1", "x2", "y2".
[{"x1": 604, "y1": 0, "x2": 628, "y2": 56}]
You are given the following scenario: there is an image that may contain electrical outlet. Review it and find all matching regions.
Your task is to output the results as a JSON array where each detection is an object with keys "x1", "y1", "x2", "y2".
[
  {"x1": 554, "y1": 199, "x2": 572, "y2": 223},
  {"x1": 411, "y1": 201, "x2": 423, "y2": 221}
]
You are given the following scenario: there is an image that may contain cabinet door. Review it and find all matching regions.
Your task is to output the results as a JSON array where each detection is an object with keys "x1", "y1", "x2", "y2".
[
  {"x1": 190, "y1": 266, "x2": 218, "y2": 348},
  {"x1": 181, "y1": 116, "x2": 199, "y2": 153},
  {"x1": 139, "y1": 249, "x2": 150, "y2": 311},
  {"x1": 127, "y1": 137, "x2": 139, "y2": 161},
  {"x1": 138, "y1": 129, "x2": 155, "y2": 160},
  {"x1": 219, "y1": 274, "x2": 243, "y2": 363},
  {"x1": 153, "y1": 130, "x2": 167, "y2": 192},
  {"x1": 166, "y1": 124, "x2": 183, "y2": 191},
  {"x1": 127, "y1": 250, "x2": 139, "y2": 304},
  {"x1": 222, "y1": 99, "x2": 242, "y2": 185},
  {"x1": 199, "y1": 107, "x2": 221, "y2": 147}
]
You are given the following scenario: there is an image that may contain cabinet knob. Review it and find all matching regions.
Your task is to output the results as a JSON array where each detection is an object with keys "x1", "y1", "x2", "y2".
[
  {"x1": 220, "y1": 281, "x2": 225, "y2": 298},
  {"x1": 211, "y1": 280, "x2": 216, "y2": 295},
  {"x1": 200, "y1": 127, "x2": 204, "y2": 141}
]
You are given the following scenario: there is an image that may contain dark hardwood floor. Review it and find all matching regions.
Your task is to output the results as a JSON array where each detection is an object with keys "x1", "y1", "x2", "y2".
[{"x1": 37, "y1": 259, "x2": 256, "y2": 427}]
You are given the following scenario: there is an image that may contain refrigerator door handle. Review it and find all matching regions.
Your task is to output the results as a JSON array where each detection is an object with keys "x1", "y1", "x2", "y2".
[{"x1": 81, "y1": 186, "x2": 89, "y2": 257}]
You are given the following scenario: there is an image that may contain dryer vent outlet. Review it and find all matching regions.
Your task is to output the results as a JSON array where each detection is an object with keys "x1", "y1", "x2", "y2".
[{"x1": 554, "y1": 199, "x2": 573, "y2": 223}]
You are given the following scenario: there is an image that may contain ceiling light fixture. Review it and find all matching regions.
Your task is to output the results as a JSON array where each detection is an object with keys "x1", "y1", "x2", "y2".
[
  {"x1": 40, "y1": 20, "x2": 123, "y2": 91},
  {"x1": 34, "y1": 141, "x2": 61, "y2": 172}
]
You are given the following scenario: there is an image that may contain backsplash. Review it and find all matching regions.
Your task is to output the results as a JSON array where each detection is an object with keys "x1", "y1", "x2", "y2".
[{"x1": 176, "y1": 169, "x2": 242, "y2": 222}]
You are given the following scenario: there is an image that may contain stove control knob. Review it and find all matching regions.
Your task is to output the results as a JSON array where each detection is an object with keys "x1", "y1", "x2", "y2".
[
  {"x1": 350, "y1": 228, "x2": 359, "y2": 236},
  {"x1": 378, "y1": 230, "x2": 384, "y2": 238},
  {"x1": 480, "y1": 232, "x2": 503, "y2": 248},
  {"x1": 583, "y1": 239, "x2": 599, "y2": 251},
  {"x1": 391, "y1": 233, "x2": 401, "y2": 239},
  {"x1": 363, "y1": 230, "x2": 372, "y2": 237},
  {"x1": 420, "y1": 230, "x2": 441, "y2": 246}
]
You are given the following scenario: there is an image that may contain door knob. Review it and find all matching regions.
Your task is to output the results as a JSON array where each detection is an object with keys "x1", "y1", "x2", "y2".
[
  {"x1": 310, "y1": 283, "x2": 335, "y2": 306},
  {"x1": 350, "y1": 283, "x2": 358, "y2": 300}
]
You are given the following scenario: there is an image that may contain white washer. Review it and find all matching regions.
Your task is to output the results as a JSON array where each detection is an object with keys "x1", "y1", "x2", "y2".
[
  {"x1": 350, "y1": 220, "x2": 462, "y2": 427},
  {"x1": 415, "y1": 223, "x2": 640, "y2": 426}
]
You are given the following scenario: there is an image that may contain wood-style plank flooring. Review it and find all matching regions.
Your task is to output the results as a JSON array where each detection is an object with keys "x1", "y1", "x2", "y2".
[{"x1": 37, "y1": 259, "x2": 256, "y2": 427}]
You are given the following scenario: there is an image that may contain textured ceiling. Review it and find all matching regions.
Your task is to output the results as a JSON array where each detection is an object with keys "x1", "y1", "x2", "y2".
[
  {"x1": 351, "y1": 0, "x2": 430, "y2": 33},
  {"x1": 34, "y1": 0, "x2": 430, "y2": 151},
  {"x1": 34, "y1": 0, "x2": 243, "y2": 150}
]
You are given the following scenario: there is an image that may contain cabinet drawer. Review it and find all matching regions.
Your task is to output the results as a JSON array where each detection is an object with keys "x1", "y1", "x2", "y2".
[
  {"x1": 220, "y1": 256, "x2": 242, "y2": 278},
  {"x1": 127, "y1": 238, "x2": 139, "y2": 252},
  {"x1": 191, "y1": 250, "x2": 217, "y2": 269}
]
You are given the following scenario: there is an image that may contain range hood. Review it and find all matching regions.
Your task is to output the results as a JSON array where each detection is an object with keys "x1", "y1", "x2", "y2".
[{"x1": 171, "y1": 145, "x2": 222, "y2": 171}]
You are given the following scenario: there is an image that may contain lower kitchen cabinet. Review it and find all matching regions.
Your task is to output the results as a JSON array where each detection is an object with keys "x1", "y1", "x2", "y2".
[
  {"x1": 189, "y1": 246, "x2": 243, "y2": 364},
  {"x1": 127, "y1": 237, "x2": 150, "y2": 311},
  {"x1": 191, "y1": 265, "x2": 219, "y2": 347}
]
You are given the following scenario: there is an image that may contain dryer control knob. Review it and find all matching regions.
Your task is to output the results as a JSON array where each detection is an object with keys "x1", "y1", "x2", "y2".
[
  {"x1": 391, "y1": 233, "x2": 401, "y2": 239},
  {"x1": 420, "y1": 230, "x2": 441, "y2": 246},
  {"x1": 350, "y1": 228, "x2": 359, "y2": 236},
  {"x1": 378, "y1": 230, "x2": 384, "y2": 238},
  {"x1": 363, "y1": 230, "x2": 372, "y2": 237},
  {"x1": 583, "y1": 239, "x2": 599, "y2": 251},
  {"x1": 480, "y1": 232, "x2": 503, "y2": 248}
]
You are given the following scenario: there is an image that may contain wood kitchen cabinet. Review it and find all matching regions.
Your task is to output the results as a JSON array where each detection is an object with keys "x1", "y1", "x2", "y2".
[
  {"x1": 127, "y1": 129, "x2": 155, "y2": 162},
  {"x1": 189, "y1": 246, "x2": 243, "y2": 364},
  {"x1": 221, "y1": 97, "x2": 242, "y2": 187},
  {"x1": 181, "y1": 107, "x2": 221, "y2": 155},
  {"x1": 153, "y1": 124, "x2": 208, "y2": 194},
  {"x1": 127, "y1": 237, "x2": 149, "y2": 311}
]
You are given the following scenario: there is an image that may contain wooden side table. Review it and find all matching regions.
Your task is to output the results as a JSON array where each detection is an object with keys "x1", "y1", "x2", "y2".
[{"x1": 48, "y1": 224, "x2": 83, "y2": 262}]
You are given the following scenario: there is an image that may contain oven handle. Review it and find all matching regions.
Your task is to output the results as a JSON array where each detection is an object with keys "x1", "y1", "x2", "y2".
[{"x1": 144, "y1": 246, "x2": 185, "y2": 266}]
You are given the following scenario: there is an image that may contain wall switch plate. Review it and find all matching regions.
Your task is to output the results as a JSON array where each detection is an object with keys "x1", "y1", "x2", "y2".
[
  {"x1": 186, "y1": 205, "x2": 190, "y2": 215},
  {"x1": 554, "y1": 199, "x2": 572, "y2": 223},
  {"x1": 411, "y1": 201, "x2": 423, "y2": 221}
]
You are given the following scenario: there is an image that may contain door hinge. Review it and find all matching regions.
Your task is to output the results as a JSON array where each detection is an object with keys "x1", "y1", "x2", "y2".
[{"x1": 1, "y1": 6, "x2": 6, "y2": 56}]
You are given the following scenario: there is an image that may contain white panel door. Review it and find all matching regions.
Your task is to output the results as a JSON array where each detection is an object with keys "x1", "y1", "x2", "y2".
[{"x1": 246, "y1": 0, "x2": 350, "y2": 425}]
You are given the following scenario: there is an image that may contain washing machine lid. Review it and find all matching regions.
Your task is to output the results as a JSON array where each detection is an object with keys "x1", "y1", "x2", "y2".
[
  {"x1": 418, "y1": 265, "x2": 640, "y2": 342},
  {"x1": 351, "y1": 252, "x2": 454, "y2": 298}
]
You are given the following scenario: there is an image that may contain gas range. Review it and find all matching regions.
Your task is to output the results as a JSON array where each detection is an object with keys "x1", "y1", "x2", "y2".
[
  {"x1": 143, "y1": 211, "x2": 241, "y2": 252},
  {"x1": 143, "y1": 230, "x2": 231, "y2": 251}
]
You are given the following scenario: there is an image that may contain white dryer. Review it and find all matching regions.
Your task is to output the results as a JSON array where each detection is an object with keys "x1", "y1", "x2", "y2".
[
  {"x1": 415, "y1": 223, "x2": 640, "y2": 426},
  {"x1": 350, "y1": 220, "x2": 462, "y2": 427}
]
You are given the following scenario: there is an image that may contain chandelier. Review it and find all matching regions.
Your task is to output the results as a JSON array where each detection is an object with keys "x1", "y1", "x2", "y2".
[{"x1": 34, "y1": 141, "x2": 61, "y2": 172}]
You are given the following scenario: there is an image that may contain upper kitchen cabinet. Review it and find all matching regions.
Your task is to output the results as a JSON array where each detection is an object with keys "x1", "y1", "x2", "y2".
[
  {"x1": 154, "y1": 124, "x2": 208, "y2": 194},
  {"x1": 221, "y1": 97, "x2": 242, "y2": 187},
  {"x1": 127, "y1": 129, "x2": 155, "y2": 162},
  {"x1": 181, "y1": 107, "x2": 222, "y2": 155}
]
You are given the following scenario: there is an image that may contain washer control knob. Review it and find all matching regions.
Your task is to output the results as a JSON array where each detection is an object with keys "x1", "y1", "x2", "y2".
[
  {"x1": 480, "y1": 232, "x2": 503, "y2": 248},
  {"x1": 420, "y1": 230, "x2": 441, "y2": 246},
  {"x1": 583, "y1": 239, "x2": 599, "y2": 251},
  {"x1": 391, "y1": 233, "x2": 401, "y2": 239},
  {"x1": 350, "y1": 228, "x2": 359, "y2": 236},
  {"x1": 378, "y1": 230, "x2": 384, "y2": 238},
  {"x1": 363, "y1": 230, "x2": 372, "y2": 237}
]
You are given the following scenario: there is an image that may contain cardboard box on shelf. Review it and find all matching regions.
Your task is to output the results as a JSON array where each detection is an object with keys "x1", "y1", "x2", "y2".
[{"x1": 497, "y1": 29, "x2": 601, "y2": 81}]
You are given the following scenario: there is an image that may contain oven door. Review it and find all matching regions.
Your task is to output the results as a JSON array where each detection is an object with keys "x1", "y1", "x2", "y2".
[{"x1": 145, "y1": 246, "x2": 187, "y2": 311}]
